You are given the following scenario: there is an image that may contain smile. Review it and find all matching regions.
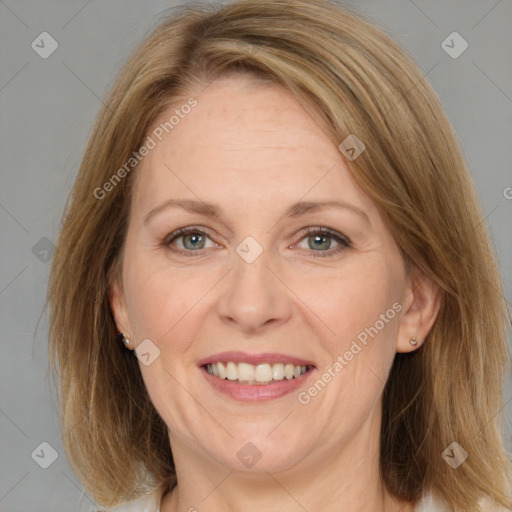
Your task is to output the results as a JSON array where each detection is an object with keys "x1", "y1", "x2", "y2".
[
  {"x1": 198, "y1": 351, "x2": 316, "y2": 401},
  {"x1": 205, "y1": 361, "x2": 311, "y2": 385}
]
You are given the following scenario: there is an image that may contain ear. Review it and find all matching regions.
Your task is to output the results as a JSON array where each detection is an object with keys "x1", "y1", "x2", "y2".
[
  {"x1": 396, "y1": 268, "x2": 442, "y2": 353},
  {"x1": 108, "y1": 275, "x2": 133, "y2": 342}
]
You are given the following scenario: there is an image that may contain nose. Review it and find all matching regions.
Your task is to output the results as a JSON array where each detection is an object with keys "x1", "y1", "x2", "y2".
[{"x1": 215, "y1": 246, "x2": 293, "y2": 334}]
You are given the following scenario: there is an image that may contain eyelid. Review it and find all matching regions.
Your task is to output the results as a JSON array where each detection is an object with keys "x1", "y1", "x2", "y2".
[
  {"x1": 164, "y1": 225, "x2": 352, "y2": 257},
  {"x1": 164, "y1": 226, "x2": 214, "y2": 245},
  {"x1": 298, "y1": 226, "x2": 351, "y2": 246},
  {"x1": 291, "y1": 226, "x2": 352, "y2": 258},
  {"x1": 164, "y1": 226, "x2": 221, "y2": 253}
]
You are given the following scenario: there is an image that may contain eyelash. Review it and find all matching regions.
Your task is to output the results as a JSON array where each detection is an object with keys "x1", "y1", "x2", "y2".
[{"x1": 163, "y1": 226, "x2": 352, "y2": 258}]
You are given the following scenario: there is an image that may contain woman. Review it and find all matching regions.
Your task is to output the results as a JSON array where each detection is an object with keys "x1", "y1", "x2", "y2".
[{"x1": 47, "y1": 0, "x2": 512, "y2": 510}]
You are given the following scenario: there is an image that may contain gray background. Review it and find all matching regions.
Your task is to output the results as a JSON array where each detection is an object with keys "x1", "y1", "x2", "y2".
[{"x1": 1, "y1": 0, "x2": 511, "y2": 510}]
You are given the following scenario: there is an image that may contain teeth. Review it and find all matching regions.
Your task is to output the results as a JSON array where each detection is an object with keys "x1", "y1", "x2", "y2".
[
  {"x1": 217, "y1": 362, "x2": 227, "y2": 379},
  {"x1": 272, "y1": 363, "x2": 285, "y2": 381},
  {"x1": 226, "y1": 361, "x2": 238, "y2": 380},
  {"x1": 238, "y1": 362, "x2": 255, "y2": 381},
  {"x1": 205, "y1": 362, "x2": 309, "y2": 384},
  {"x1": 255, "y1": 363, "x2": 273, "y2": 383}
]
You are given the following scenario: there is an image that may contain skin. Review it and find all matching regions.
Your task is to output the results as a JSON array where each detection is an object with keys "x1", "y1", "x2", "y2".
[{"x1": 109, "y1": 75, "x2": 440, "y2": 512}]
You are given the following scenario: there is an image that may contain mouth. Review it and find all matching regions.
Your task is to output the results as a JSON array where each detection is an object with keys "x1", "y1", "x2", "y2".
[
  {"x1": 202, "y1": 361, "x2": 314, "y2": 385},
  {"x1": 198, "y1": 351, "x2": 316, "y2": 402}
]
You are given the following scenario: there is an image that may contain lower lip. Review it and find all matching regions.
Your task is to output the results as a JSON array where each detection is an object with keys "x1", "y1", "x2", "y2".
[{"x1": 200, "y1": 366, "x2": 315, "y2": 402}]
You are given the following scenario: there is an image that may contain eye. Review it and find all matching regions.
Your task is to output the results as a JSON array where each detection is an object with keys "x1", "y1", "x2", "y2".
[
  {"x1": 164, "y1": 226, "x2": 351, "y2": 258},
  {"x1": 164, "y1": 227, "x2": 218, "y2": 254},
  {"x1": 295, "y1": 227, "x2": 351, "y2": 257}
]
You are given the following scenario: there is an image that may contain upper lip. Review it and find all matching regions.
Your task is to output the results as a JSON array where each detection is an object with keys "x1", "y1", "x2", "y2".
[{"x1": 198, "y1": 351, "x2": 316, "y2": 367}]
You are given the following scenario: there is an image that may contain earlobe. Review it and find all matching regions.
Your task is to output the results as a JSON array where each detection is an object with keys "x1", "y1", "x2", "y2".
[
  {"x1": 396, "y1": 270, "x2": 442, "y2": 353},
  {"x1": 108, "y1": 278, "x2": 132, "y2": 338}
]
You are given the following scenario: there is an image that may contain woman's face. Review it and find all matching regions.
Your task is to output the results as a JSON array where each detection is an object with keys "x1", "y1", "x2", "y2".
[{"x1": 110, "y1": 75, "x2": 419, "y2": 475}]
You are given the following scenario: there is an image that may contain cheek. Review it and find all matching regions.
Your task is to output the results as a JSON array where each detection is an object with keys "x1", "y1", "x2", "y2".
[
  {"x1": 292, "y1": 256, "x2": 403, "y2": 360},
  {"x1": 311, "y1": 261, "x2": 402, "y2": 401},
  {"x1": 122, "y1": 250, "x2": 215, "y2": 344}
]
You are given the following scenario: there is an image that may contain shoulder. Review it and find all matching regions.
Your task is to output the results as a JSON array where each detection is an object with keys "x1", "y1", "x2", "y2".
[
  {"x1": 91, "y1": 489, "x2": 161, "y2": 512},
  {"x1": 414, "y1": 491, "x2": 509, "y2": 511},
  {"x1": 414, "y1": 492, "x2": 449, "y2": 511}
]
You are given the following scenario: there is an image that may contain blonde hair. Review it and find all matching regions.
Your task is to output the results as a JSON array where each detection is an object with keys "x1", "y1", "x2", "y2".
[{"x1": 47, "y1": 0, "x2": 512, "y2": 509}]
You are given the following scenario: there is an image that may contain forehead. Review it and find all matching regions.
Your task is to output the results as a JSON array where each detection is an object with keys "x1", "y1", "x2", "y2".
[{"x1": 130, "y1": 76, "x2": 376, "y2": 220}]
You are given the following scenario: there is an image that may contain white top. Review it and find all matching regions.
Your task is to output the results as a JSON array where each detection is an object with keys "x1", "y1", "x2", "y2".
[{"x1": 96, "y1": 488, "x2": 497, "y2": 512}]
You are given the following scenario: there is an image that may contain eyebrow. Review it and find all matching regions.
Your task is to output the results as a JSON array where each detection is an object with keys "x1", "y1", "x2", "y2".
[{"x1": 143, "y1": 199, "x2": 370, "y2": 227}]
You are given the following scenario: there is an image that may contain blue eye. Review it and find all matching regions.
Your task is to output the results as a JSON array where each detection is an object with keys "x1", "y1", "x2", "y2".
[
  {"x1": 164, "y1": 226, "x2": 351, "y2": 258},
  {"x1": 165, "y1": 228, "x2": 216, "y2": 253},
  {"x1": 180, "y1": 232, "x2": 206, "y2": 250},
  {"x1": 296, "y1": 227, "x2": 351, "y2": 257}
]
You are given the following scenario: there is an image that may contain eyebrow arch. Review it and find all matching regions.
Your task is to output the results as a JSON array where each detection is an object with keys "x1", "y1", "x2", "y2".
[
  {"x1": 143, "y1": 199, "x2": 370, "y2": 227},
  {"x1": 144, "y1": 199, "x2": 223, "y2": 226},
  {"x1": 284, "y1": 200, "x2": 370, "y2": 225}
]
